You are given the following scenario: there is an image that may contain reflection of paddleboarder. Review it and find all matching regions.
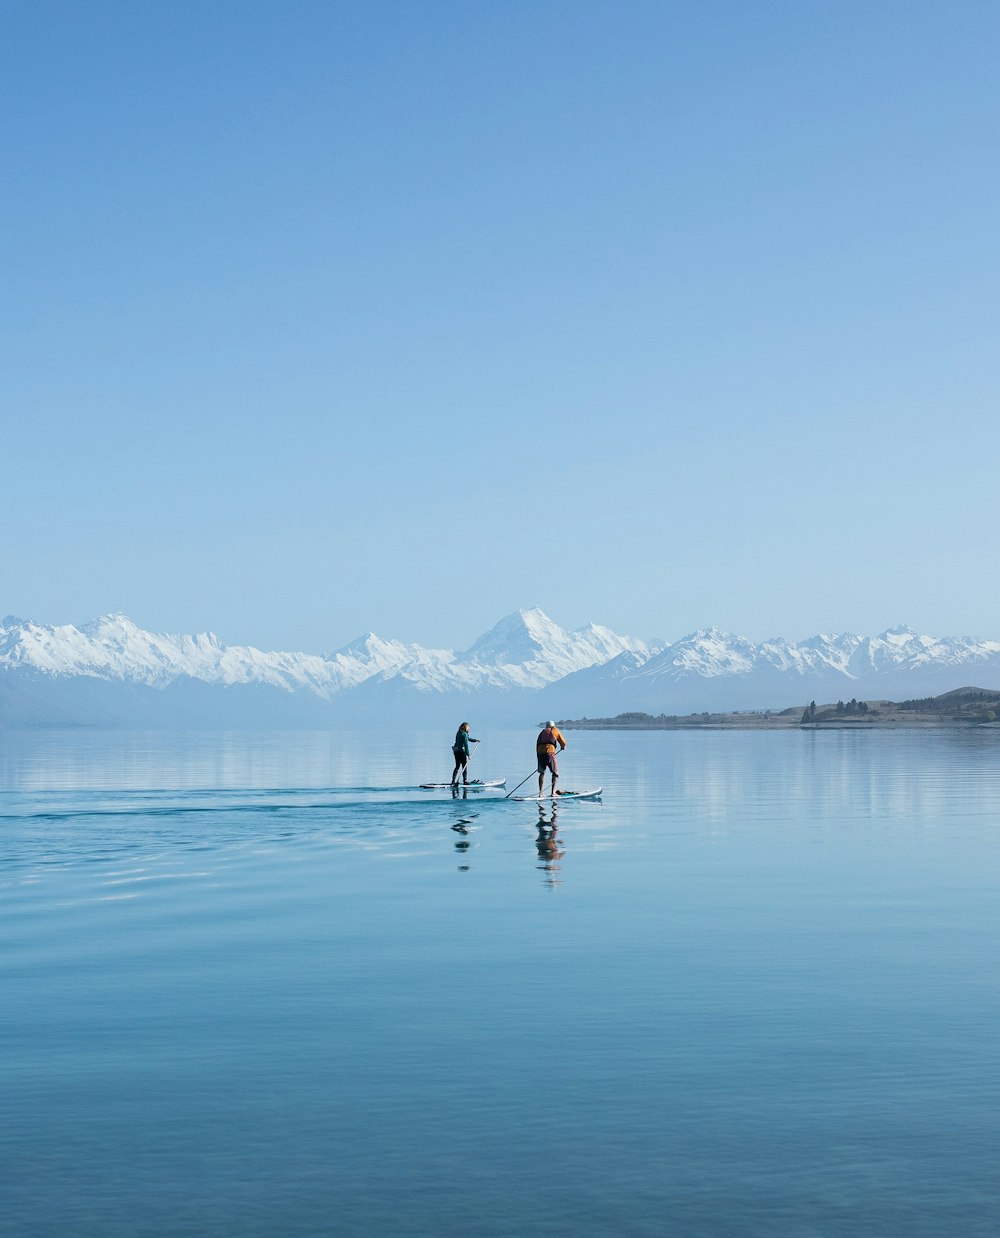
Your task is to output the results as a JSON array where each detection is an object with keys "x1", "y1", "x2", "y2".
[
  {"x1": 535, "y1": 807, "x2": 564, "y2": 884},
  {"x1": 452, "y1": 814, "x2": 473, "y2": 859},
  {"x1": 535, "y1": 721, "x2": 566, "y2": 797}
]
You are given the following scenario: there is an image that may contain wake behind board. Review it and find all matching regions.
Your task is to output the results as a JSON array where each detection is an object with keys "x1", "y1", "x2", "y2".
[
  {"x1": 418, "y1": 779, "x2": 506, "y2": 790},
  {"x1": 511, "y1": 787, "x2": 602, "y2": 802}
]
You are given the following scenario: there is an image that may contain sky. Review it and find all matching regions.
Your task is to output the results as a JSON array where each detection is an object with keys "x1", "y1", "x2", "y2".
[{"x1": 3, "y1": 0, "x2": 999, "y2": 653}]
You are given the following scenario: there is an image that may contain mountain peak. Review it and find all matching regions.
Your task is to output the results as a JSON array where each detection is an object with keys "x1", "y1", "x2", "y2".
[
  {"x1": 2, "y1": 611, "x2": 998, "y2": 723},
  {"x1": 463, "y1": 609, "x2": 562, "y2": 662},
  {"x1": 677, "y1": 626, "x2": 746, "y2": 646},
  {"x1": 509, "y1": 607, "x2": 558, "y2": 631},
  {"x1": 331, "y1": 632, "x2": 406, "y2": 660},
  {"x1": 80, "y1": 612, "x2": 142, "y2": 636}
]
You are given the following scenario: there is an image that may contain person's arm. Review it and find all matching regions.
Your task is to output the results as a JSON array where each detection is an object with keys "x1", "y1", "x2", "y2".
[{"x1": 555, "y1": 727, "x2": 567, "y2": 750}]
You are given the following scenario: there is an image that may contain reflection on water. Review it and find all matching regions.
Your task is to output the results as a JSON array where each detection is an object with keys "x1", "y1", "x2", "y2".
[
  {"x1": 662, "y1": 726, "x2": 1000, "y2": 833},
  {"x1": 535, "y1": 805, "x2": 565, "y2": 888},
  {"x1": 451, "y1": 810, "x2": 476, "y2": 870},
  {"x1": 2, "y1": 727, "x2": 1000, "y2": 1237},
  {"x1": 0, "y1": 727, "x2": 472, "y2": 792}
]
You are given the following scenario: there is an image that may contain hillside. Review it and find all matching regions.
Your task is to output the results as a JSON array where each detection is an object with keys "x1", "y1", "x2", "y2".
[{"x1": 557, "y1": 687, "x2": 1000, "y2": 730}]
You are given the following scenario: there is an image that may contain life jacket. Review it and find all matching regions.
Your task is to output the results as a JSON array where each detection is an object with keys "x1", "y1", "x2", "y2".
[{"x1": 537, "y1": 726, "x2": 556, "y2": 751}]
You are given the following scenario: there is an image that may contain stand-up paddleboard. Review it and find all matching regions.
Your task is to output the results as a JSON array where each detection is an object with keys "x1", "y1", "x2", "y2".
[
  {"x1": 418, "y1": 778, "x2": 506, "y2": 790},
  {"x1": 511, "y1": 787, "x2": 602, "y2": 802}
]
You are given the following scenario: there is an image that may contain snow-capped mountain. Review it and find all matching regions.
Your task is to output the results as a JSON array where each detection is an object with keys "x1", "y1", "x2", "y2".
[
  {"x1": 458, "y1": 608, "x2": 654, "y2": 688},
  {"x1": 0, "y1": 613, "x2": 413, "y2": 698},
  {"x1": 539, "y1": 624, "x2": 1000, "y2": 716},
  {"x1": 0, "y1": 607, "x2": 651, "y2": 705},
  {"x1": 637, "y1": 624, "x2": 1000, "y2": 687},
  {"x1": 2, "y1": 609, "x2": 999, "y2": 727}
]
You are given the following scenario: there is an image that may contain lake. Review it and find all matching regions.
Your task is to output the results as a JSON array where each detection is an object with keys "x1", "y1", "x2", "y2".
[{"x1": 2, "y1": 726, "x2": 999, "y2": 1236}]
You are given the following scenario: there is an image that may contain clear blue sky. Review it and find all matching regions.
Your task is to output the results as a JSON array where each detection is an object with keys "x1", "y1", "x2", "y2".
[{"x1": 3, "y1": 0, "x2": 999, "y2": 651}]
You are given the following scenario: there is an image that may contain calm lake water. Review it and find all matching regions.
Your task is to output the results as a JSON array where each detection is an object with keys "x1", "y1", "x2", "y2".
[{"x1": 2, "y1": 726, "x2": 999, "y2": 1237}]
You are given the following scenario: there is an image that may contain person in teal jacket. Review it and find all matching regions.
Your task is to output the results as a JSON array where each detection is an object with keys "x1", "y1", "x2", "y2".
[{"x1": 451, "y1": 722, "x2": 480, "y2": 786}]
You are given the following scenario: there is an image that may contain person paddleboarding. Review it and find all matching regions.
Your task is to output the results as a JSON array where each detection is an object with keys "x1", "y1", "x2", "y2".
[
  {"x1": 535, "y1": 720, "x2": 567, "y2": 797},
  {"x1": 451, "y1": 722, "x2": 480, "y2": 786}
]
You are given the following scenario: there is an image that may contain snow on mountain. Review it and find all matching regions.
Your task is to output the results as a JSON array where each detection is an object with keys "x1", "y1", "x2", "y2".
[
  {"x1": 2, "y1": 610, "x2": 1000, "y2": 725},
  {"x1": 459, "y1": 607, "x2": 652, "y2": 688},
  {"x1": 624, "y1": 627, "x2": 826, "y2": 684},
  {"x1": 0, "y1": 614, "x2": 421, "y2": 698},
  {"x1": 797, "y1": 632, "x2": 865, "y2": 675},
  {"x1": 331, "y1": 609, "x2": 654, "y2": 696},
  {"x1": 538, "y1": 624, "x2": 1000, "y2": 717},
  {"x1": 0, "y1": 613, "x2": 217, "y2": 685},
  {"x1": 0, "y1": 607, "x2": 648, "y2": 700},
  {"x1": 633, "y1": 627, "x2": 758, "y2": 680},
  {"x1": 622, "y1": 624, "x2": 1000, "y2": 689},
  {"x1": 843, "y1": 626, "x2": 1000, "y2": 677},
  {"x1": 324, "y1": 633, "x2": 427, "y2": 691}
]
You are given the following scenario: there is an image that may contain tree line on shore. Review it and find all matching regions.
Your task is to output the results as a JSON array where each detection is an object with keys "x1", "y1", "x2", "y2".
[{"x1": 557, "y1": 687, "x2": 1000, "y2": 729}]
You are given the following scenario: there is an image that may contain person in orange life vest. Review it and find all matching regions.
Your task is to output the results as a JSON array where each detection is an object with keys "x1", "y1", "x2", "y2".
[{"x1": 535, "y1": 721, "x2": 567, "y2": 797}]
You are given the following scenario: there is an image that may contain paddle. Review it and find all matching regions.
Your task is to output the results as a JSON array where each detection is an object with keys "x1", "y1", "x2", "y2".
[{"x1": 504, "y1": 767, "x2": 537, "y2": 799}]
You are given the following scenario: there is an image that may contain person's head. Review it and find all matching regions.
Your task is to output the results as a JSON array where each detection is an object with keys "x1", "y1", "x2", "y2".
[
  {"x1": 461, "y1": 721, "x2": 470, "y2": 731},
  {"x1": 545, "y1": 721, "x2": 555, "y2": 728}
]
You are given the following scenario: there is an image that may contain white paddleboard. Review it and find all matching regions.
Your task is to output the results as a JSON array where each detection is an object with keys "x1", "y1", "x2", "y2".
[
  {"x1": 418, "y1": 779, "x2": 506, "y2": 790},
  {"x1": 511, "y1": 787, "x2": 603, "y2": 801}
]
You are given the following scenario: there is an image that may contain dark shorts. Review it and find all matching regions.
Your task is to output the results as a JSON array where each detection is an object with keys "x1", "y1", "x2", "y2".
[{"x1": 537, "y1": 750, "x2": 558, "y2": 775}]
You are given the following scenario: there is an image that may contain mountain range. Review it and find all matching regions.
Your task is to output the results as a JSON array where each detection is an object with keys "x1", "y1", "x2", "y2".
[{"x1": 2, "y1": 608, "x2": 999, "y2": 727}]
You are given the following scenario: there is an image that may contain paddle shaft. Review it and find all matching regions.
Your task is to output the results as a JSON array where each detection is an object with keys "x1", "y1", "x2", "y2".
[
  {"x1": 455, "y1": 737, "x2": 481, "y2": 780},
  {"x1": 504, "y1": 767, "x2": 537, "y2": 799}
]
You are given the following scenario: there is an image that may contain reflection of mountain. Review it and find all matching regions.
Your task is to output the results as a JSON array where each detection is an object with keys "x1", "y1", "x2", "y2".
[{"x1": 2, "y1": 610, "x2": 1000, "y2": 727}]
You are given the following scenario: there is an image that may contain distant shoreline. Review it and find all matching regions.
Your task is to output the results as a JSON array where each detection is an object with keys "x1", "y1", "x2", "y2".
[{"x1": 557, "y1": 687, "x2": 1000, "y2": 731}]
